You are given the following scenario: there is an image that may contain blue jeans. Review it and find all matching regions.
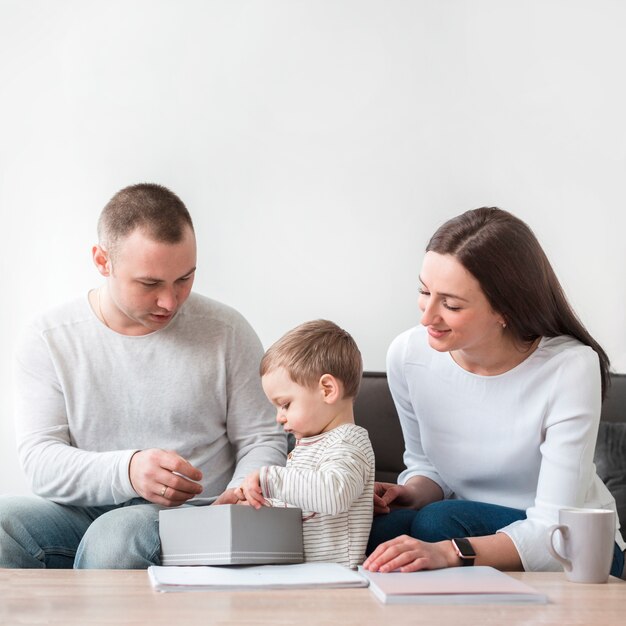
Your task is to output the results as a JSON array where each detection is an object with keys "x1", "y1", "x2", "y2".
[
  {"x1": 0, "y1": 495, "x2": 162, "y2": 569},
  {"x1": 368, "y1": 500, "x2": 625, "y2": 579}
]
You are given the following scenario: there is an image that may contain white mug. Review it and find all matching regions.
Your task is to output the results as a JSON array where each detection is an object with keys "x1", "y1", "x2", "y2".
[{"x1": 547, "y1": 508, "x2": 615, "y2": 583}]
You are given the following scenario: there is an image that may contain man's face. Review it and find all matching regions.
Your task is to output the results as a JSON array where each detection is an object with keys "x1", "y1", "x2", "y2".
[{"x1": 99, "y1": 225, "x2": 197, "y2": 336}]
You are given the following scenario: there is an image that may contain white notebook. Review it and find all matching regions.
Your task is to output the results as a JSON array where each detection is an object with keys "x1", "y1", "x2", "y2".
[
  {"x1": 359, "y1": 566, "x2": 548, "y2": 605},
  {"x1": 148, "y1": 562, "x2": 368, "y2": 593}
]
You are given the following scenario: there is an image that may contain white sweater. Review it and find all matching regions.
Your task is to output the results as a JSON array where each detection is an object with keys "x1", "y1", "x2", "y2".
[
  {"x1": 260, "y1": 424, "x2": 375, "y2": 568},
  {"x1": 14, "y1": 293, "x2": 287, "y2": 506},
  {"x1": 387, "y1": 325, "x2": 625, "y2": 571}
]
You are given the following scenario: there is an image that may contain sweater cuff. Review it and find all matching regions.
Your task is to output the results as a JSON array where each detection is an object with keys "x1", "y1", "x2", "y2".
[{"x1": 114, "y1": 449, "x2": 141, "y2": 503}]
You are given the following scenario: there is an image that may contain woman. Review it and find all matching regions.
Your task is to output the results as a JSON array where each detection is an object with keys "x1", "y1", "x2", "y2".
[{"x1": 364, "y1": 207, "x2": 625, "y2": 577}]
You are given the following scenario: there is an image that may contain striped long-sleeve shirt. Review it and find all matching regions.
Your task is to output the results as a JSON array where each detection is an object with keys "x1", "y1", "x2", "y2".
[{"x1": 259, "y1": 423, "x2": 375, "y2": 568}]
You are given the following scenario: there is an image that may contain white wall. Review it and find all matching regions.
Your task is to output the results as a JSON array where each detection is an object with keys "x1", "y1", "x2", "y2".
[{"x1": 1, "y1": 0, "x2": 625, "y2": 496}]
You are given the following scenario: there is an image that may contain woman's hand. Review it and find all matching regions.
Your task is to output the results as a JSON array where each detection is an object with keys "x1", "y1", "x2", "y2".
[
  {"x1": 373, "y1": 477, "x2": 444, "y2": 515},
  {"x1": 374, "y1": 482, "x2": 418, "y2": 514},
  {"x1": 363, "y1": 535, "x2": 458, "y2": 572}
]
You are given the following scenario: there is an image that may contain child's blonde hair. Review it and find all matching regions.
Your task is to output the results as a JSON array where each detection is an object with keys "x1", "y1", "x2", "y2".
[{"x1": 260, "y1": 320, "x2": 363, "y2": 399}]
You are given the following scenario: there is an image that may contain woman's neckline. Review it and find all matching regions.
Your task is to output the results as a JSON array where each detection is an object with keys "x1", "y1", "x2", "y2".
[{"x1": 448, "y1": 336, "x2": 544, "y2": 378}]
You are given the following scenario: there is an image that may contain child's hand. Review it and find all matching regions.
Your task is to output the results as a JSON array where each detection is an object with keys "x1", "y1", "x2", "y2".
[{"x1": 240, "y1": 470, "x2": 267, "y2": 510}]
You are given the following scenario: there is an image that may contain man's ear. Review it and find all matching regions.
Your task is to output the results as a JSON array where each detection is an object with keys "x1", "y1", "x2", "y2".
[
  {"x1": 319, "y1": 374, "x2": 341, "y2": 404},
  {"x1": 92, "y1": 244, "x2": 111, "y2": 277}
]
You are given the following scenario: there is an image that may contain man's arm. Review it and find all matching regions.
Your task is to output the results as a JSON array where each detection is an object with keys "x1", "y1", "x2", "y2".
[
  {"x1": 16, "y1": 328, "x2": 205, "y2": 506},
  {"x1": 14, "y1": 322, "x2": 141, "y2": 505},
  {"x1": 218, "y1": 315, "x2": 287, "y2": 493}
]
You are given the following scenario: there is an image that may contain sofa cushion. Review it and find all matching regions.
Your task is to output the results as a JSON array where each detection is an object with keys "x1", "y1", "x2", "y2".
[
  {"x1": 354, "y1": 372, "x2": 405, "y2": 483},
  {"x1": 601, "y1": 374, "x2": 626, "y2": 423},
  {"x1": 594, "y1": 422, "x2": 626, "y2": 536}
]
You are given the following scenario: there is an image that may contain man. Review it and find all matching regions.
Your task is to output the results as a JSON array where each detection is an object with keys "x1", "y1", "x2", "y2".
[{"x1": 0, "y1": 183, "x2": 286, "y2": 568}]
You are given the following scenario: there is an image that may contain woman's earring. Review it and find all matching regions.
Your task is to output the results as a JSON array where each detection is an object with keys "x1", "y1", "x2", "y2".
[{"x1": 501, "y1": 322, "x2": 507, "y2": 329}]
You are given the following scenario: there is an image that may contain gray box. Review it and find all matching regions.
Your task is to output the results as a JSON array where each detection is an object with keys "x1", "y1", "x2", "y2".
[{"x1": 159, "y1": 504, "x2": 304, "y2": 566}]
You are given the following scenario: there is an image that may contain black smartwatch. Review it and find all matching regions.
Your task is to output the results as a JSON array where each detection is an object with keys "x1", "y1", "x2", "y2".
[{"x1": 451, "y1": 537, "x2": 476, "y2": 566}]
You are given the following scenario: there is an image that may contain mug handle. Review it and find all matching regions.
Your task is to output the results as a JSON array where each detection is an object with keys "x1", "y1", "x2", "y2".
[{"x1": 547, "y1": 524, "x2": 572, "y2": 571}]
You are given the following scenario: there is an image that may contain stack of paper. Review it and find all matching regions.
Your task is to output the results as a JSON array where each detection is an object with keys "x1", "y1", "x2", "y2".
[
  {"x1": 148, "y1": 562, "x2": 368, "y2": 593},
  {"x1": 359, "y1": 566, "x2": 548, "y2": 605}
]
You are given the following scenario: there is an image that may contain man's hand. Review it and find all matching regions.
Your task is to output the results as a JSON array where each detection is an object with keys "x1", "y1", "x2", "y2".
[{"x1": 129, "y1": 449, "x2": 203, "y2": 507}]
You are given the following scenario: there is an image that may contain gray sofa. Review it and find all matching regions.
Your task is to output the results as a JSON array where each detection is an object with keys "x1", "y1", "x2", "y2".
[{"x1": 353, "y1": 371, "x2": 626, "y2": 537}]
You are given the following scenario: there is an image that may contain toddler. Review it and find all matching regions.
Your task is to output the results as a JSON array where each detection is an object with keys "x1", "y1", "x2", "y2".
[{"x1": 239, "y1": 320, "x2": 375, "y2": 568}]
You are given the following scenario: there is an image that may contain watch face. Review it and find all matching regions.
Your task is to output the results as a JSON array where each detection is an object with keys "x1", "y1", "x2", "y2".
[{"x1": 453, "y1": 537, "x2": 476, "y2": 558}]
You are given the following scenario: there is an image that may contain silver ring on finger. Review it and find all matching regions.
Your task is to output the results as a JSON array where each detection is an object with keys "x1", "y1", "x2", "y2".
[{"x1": 160, "y1": 485, "x2": 168, "y2": 498}]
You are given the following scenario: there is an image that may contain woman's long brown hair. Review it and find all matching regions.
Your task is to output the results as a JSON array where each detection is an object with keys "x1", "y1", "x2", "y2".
[{"x1": 427, "y1": 207, "x2": 611, "y2": 398}]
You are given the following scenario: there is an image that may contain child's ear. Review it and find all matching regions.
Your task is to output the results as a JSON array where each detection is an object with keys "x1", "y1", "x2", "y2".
[{"x1": 319, "y1": 374, "x2": 341, "y2": 404}]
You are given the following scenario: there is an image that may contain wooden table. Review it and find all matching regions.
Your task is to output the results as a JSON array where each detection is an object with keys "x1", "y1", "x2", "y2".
[{"x1": 0, "y1": 569, "x2": 623, "y2": 625}]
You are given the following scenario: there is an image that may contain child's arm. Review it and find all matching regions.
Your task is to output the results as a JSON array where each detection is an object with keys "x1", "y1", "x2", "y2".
[
  {"x1": 260, "y1": 441, "x2": 372, "y2": 516},
  {"x1": 240, "y1": 470, "x2": 267, "y2": 509}
]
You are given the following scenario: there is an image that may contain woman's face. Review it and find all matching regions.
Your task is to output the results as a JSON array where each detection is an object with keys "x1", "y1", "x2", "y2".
[{"x1": 418, "y1": 251, "x2": 506, "y2": 356}]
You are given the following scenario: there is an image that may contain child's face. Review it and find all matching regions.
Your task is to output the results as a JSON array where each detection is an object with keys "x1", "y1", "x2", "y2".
[{"x1": 261, "y1": 367, "x2": 338, "y2": 440}]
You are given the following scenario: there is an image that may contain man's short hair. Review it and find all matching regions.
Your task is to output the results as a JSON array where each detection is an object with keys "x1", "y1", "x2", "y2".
[
  {"x1": 260, "y1": 320, "x2": 363, "y2": 399},
  {"x1": 97, "y1": 183, "x2": 194, "y2": 258}
]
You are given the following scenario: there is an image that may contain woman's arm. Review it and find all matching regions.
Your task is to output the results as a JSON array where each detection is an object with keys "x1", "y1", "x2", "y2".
[
  {"x1": 499, "y1": 347, "x2": 605, "y2": 571},
  {"x1": 374, "y1": 475, "x2": 444, "y2": 515},
  {"x1": 363, "y1": 530, "x2": 522, "y2": 572},
  {"x1": 386, "y1": 332, "x2": 454, "y2": 497}
]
